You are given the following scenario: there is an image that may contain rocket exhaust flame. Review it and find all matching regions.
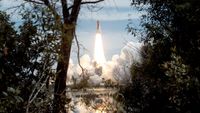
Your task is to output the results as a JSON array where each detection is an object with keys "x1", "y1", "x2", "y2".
[{"x1": 94, "y1": 21, "x2": 106, "y2": 66}]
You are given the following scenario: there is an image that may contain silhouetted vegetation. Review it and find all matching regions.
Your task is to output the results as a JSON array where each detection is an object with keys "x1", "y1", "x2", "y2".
[
  {"x1": 123, "y1": 0, "x2": 200, "y2": 113},
  {"x1": 0, "y1": 11, "x2": 56, "y2": 113}
]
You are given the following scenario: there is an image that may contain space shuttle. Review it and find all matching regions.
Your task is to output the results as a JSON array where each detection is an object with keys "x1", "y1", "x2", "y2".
[{"x1": 96, "y1": 20, "x2": 100, "y2": 33}]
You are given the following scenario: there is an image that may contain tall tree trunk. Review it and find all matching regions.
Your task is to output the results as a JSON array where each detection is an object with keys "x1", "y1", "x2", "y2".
[
  {"x1": 53, "y1": 26, "x2": 74, "y2": 113},
  {"x1": 20, "y1": 0, "x2": 103, "y2": 113}
]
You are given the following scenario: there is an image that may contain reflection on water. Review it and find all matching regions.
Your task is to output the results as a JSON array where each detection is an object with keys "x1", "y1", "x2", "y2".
[{"x1": 66, "y1": 88, "x2": 125, "y2": 113}]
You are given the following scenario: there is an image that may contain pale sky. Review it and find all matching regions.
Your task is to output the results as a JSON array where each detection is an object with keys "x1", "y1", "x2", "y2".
[{"x1": 0, "y1": 0, "x2": 144, "y2": 61}]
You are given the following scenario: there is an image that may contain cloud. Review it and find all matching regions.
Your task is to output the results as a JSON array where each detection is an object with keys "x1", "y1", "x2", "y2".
[
  {"x1": 68, "y1": 41, "x2": 143, "y2": 85},
  {"x1": 76, "y1": 54, "x2": 94, "y2": 75},
  {"x1": 120, "y1": 41, "x2": 143, "y2": 64},
  {"x1": 67, "y1": 59, "x2": 75, "y2": 84},
  {"x1": 80, "y1": 54, "x2": 91, "y2": 67},
  {"x1": 88, "y1": 74, "x2": 102, "y2": 86},
  {"x1": 101, "y1": 41, "x2": 143, "y2": 83}
]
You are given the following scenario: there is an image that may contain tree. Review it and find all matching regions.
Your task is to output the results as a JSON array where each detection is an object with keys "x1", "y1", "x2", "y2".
[
  {"x1": 0, "y1": 10, "x2": 55, "y2": 112},
  {"x1": 16, "y1": 0, "x2": 104, "y2": 112},
  {"x1": 123, "y1": 0, "x2": 200, "y2": 113}
]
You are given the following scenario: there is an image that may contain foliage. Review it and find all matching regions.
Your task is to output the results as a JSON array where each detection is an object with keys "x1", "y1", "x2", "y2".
[
  {"x1": 0, "y1": 11, "x2": 55, "y2": 113},
  {"x1": 123, "y1": 0, "x2": 200, "y2": 113}
]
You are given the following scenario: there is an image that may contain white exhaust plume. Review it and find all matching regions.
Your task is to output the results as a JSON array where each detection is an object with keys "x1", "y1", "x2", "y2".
[{"x1": 94, "y1": 21, "x2": 106, "y2": 66}]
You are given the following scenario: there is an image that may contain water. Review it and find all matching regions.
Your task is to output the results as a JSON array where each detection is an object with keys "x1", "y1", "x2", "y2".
[{"x1": 66, "y1": 88, "x2": 125, "y2": 113}]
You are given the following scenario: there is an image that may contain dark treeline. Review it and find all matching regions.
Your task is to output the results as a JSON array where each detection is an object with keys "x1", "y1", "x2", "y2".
[
  {"x1": 122, "y1": 0, "x2": 200, "y2": 113},
  {"x1": 0, "y1": 11, "x2": 56, "y2": 112}
]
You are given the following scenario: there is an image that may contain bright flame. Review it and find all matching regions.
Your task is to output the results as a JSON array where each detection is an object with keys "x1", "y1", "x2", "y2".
[{"x1": 94, "y1": 33, "x2": 106, "y2": 66}]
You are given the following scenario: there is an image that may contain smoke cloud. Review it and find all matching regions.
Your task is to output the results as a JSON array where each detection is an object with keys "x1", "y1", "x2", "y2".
[{"x1": 68, "y1": 41, "x2": 143, "y2": 86}]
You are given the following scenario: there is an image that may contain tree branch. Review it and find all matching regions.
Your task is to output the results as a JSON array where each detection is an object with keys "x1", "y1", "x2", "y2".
[
  {"x1": 81, "y1": 0, "x2": 104, "y2": 5},
  {"x1": 74, "y1": 32, "x2": 84, "y2": 75},
  {"x1": 24, "y1": 0, "x2": 44, "y2": 4},
  {"x1": 67, "y1": 0, "x2": 104, "y2": 10},
  {"x1": 70, "y1": 0, "x2": 82, "y2": 22},
  {"x1": 61, "y1": 0, "x2": 70, "y2": 23}
]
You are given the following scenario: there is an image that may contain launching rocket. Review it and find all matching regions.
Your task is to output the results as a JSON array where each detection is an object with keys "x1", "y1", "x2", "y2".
[
  {"x1": 96, "y1": 20, "x2": 100, "y2": 33},
  {"x1": 94, "y1": 20, "x2": 106, "y2": 65}
]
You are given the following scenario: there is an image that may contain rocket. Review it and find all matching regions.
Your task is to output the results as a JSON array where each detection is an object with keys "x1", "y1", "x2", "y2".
[{"x1": 96, "y1": 20, "x2": 100, "y2": 33}]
